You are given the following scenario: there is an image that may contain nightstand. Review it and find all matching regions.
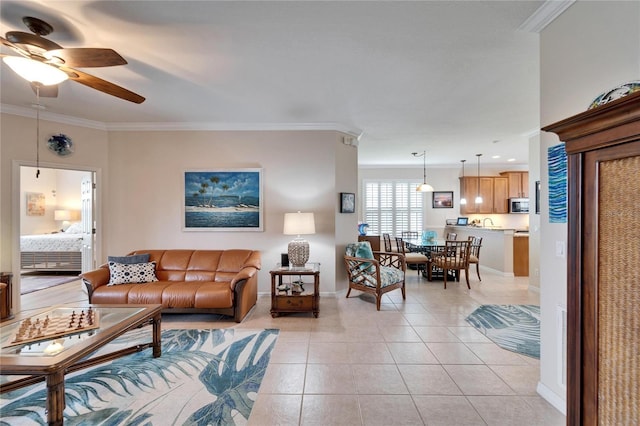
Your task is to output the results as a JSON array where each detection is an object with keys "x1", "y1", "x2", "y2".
[{"x1": 270, "y1": 263, "x2": 320, "y2": 318}]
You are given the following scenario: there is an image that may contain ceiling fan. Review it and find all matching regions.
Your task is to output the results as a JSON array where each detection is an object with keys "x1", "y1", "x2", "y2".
[{"x1": 0, "y1": 16, "x2": 145, "y2": 103}]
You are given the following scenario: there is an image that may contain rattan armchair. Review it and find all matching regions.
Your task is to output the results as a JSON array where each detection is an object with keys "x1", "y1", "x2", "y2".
[{"x1": 344, "y1": 242, "x2": 406, "y2": 310}]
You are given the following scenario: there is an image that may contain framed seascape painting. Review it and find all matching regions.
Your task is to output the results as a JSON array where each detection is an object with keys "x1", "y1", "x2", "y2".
[
  {"x1": 183, "y1": 169, "x2": 263, "y2": 231},
  {"x1": 432, "y1": 191, "x2": 453, "y2": 208}
]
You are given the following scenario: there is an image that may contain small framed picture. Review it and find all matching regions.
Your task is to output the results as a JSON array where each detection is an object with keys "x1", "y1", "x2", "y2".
[
  {"x1": 432, "y1": 191, "x2": 453, "y2": 208},
  {"x1": 340, "y1": 192, "x2": 355, "y2": 213}
]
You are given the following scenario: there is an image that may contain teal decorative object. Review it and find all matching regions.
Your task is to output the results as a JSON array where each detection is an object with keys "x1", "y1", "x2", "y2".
[
  {"x1": 358, "y1": 223, "x2": 369, "y2": 236},
  {"x1": 422, "y1": 230, "x2": 437, "y2": 242},
  {"x1": 47, "y1": 134, "x2": 74, "y2": 156}
]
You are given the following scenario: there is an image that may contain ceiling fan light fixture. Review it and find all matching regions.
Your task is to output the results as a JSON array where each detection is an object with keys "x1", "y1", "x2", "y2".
[{"x1": 3, "y1": 56, "x2": 68, "y2": 86}]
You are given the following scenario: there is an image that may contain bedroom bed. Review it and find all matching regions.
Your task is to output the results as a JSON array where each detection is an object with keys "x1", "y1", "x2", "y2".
[{"x1": 20, "y1": 223, "x2": 83, "y2": 272}]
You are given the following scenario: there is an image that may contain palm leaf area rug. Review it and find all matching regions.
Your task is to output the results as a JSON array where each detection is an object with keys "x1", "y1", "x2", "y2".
[
  {"x1": 466, "y1": 304, "x2": 540, "y2": 359},
  {"x1": 0, "y1": 328, "x2": 278, "y2": 425}
]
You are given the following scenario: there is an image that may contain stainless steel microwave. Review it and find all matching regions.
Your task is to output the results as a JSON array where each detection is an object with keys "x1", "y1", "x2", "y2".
[{"x1": 509, "y1": 198, "x2": 530, "y2": 214}]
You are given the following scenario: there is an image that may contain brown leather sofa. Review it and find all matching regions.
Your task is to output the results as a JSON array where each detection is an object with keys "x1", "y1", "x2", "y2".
[{"x1": 80, "y1": 249, "x2": 261, "y2": 322}]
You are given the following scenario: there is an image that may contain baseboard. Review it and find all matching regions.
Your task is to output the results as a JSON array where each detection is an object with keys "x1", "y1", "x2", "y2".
[
  {"x1": 536, "y1": 381, "x2": 566, "y2": 415},
  {"x1": 479, "y1": 265, "x2": 514, "y2": 277}
]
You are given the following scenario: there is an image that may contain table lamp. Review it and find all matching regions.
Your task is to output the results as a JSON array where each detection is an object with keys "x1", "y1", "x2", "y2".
[
  {"x1": 283, "y1": 211, "x2": 316, "y2": 268},
  {"x1": 54, "y1": 209, "x2": 71, "y2": 231}
]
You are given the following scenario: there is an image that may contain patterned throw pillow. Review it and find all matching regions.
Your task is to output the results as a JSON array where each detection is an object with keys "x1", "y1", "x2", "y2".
[{"x1": 108, "y1": 261, "x2": 158, "y2": 285}]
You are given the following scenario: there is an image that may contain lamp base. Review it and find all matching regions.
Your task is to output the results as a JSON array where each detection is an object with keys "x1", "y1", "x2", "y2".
[{"x1": 288, "y1": 239, "x2": 309, "y2": 268}]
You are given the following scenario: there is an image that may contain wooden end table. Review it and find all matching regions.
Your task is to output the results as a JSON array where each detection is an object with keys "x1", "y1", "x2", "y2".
[{"x1": 270, "y1": 264, "x2": 320, "y2": 318}]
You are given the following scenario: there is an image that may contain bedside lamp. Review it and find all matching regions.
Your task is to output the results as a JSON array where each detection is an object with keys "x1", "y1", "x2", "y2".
[
  {"x1": 54, "y1": 209, "x2": 71, "y2": 231},
  {"x1": 283, "y1": 211, "x2": 316, "y2": 268}
]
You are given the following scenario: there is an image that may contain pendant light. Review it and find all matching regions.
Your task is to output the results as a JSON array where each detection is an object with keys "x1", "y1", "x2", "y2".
[
  {"x1": 459, "y1": 160, "x2": 467, "y2": 205},
  {"x1": 475, "y1": 154, "x2": 483, "y2": 204},
  {"x1": 412, "y1": 151, "x2": 434, "y2": 192}
]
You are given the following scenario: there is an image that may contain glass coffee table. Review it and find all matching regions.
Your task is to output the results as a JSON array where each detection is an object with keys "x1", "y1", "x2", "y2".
[{"x1": 0, "y1": 304, "x2": 162, "y2": 426}]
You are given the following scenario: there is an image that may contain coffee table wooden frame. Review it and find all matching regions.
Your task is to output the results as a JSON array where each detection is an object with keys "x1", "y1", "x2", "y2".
[{"x1": 0, "y1": 304, "x2": 162, "y2": 426}]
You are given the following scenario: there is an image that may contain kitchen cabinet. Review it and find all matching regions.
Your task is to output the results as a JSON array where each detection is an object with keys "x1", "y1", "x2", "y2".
[
  {"x1": 459, "y1": 177, "x2": 507, "y2": 214},
  {"x1": 500, "y1": 171, "x2": 529, "y2": 198},
  {"x1": 512, "y1": 235, "x2": 529, "y2": 276},
  {"x1": 493, "y1": 177, "x2": 509, "y2": 214},
  {"x1": 542, "y1": 90, "x2": 640, "y2": 425}
]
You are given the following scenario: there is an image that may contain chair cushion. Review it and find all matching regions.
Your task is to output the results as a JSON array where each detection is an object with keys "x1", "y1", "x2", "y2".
[
  {"x1": 404, "y1": 252, "x2": 428, "y2": 262},
  {"x1": 346, "y1": 242, "x2": 375, "y2": 273},
  {"x1": 379, "y1": 266, "x2": 404, "y2": 287},
  {"x1": 346, "y1": 242, "x2": 374, "y2": 259},
  {"x1": 469, "y1": 255, "x2": 479, "y2": 263}
]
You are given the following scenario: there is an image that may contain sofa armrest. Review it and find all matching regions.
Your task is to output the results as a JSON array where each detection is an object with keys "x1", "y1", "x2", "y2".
[
  {"x1": 79, "y1": 266, "x2": 110, "y2": 300},
  {"x1": 230, "y1": 266, "x2": 258, "y2": 291}
]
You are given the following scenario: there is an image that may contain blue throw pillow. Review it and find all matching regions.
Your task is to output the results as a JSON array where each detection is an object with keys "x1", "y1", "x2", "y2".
[
  {"x1": 355, "y1": 242, "x2": 374, "y2": 259},
  {"x1": 107, "y1": 254, "x2": 150, "y2": 264}
]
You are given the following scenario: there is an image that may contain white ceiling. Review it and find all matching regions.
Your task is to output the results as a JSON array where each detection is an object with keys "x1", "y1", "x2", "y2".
[{"x1": 1, "y1": 1, "x2": 552, "y2": 167}]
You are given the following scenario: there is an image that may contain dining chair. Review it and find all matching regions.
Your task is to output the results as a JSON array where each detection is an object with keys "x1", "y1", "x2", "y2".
[
  {"x1": 445, "y1": 232, "x2": 457, "y2": 240},
  {"x1": 428, "y1": 240, "x2": 471, "y2": 289},
  {"x1": 382, "y1": 233, "x2": 393, "y2": 252},
  {"x1": 467, "y1": 236, "x2": 483, "y2": 281},
  {"x1": 401, "y1": 231, "x2": 419, "y2": 240},
  {"x1": 395, "y1": 237, "x2": 430, "y2": 276}
]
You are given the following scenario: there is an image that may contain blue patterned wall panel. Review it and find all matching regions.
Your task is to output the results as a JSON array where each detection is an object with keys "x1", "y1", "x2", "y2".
[{"x1": 547, "y1": 143, "x2": 567, "y2": 223}]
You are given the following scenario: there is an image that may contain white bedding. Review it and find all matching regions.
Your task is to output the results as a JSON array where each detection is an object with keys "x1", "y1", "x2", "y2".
[{"x1": 20, "y1": 233, "x2": 83, "y2": 252}]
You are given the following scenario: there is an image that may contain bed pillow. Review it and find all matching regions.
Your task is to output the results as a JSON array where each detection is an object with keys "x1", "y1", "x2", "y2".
[
  {"x1": 108, "y1": 261, "x2": 158, "y2": 285},
  {"x1": 65, "y1": 222, "x2": 83, "y2": 233},
  {"x1": 107, "y1": 254, "x2": 150, "y2": 264}
]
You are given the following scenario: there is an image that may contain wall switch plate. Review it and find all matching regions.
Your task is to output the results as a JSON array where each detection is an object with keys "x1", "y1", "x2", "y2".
[{"x1": 555, "y1": 241, "x2": 565, "y2": 258}]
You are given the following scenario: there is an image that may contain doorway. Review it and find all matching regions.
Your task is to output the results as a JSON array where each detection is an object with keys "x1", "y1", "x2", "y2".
[{"x1": 13, "y1": 163, "x2": 99, "y2": 313}]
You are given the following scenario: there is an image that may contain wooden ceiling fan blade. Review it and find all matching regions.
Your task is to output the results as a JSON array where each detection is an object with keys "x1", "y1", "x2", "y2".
[
  {"x1": 45, "y1": 48, "x2": 127, "y2": 68},
  {"x1": 0, "y1": 36, "x2": 31, "y2": 58},
  {"x1": 65, "y1": 67, "x2": 145, "y2": 104},
  {"x1": 5, "y1": 31, "x2": 62, "y2": 52},
  {"x1": 31, "y1": 82, "x2": 58, "y2": 97}
]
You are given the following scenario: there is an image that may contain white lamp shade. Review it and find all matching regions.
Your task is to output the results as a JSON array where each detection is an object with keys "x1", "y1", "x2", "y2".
[
  {"x1": 54, "y1": 210, "x2": 71, "y2": 221},
  {"x1": 283, "y1": 212, "x2": 316, "y2": 235},
  {"x1": 416, "y1": 183, "x2": 434, "y2": 192},
  {"x1": 3, "y1": 56, "x2": 69, "y2": 86}
]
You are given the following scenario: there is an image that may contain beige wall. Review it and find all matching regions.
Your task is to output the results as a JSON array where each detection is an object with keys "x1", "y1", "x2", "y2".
[
  {"x1": 539, "y1": 0, "x2": 640, "y2": 412},
  {"x1": 106, "y1": 129, "x2": 351, "y2": 294},
  {"x1": 1, "y1": 113, "x2": 357, "y2": 308}
]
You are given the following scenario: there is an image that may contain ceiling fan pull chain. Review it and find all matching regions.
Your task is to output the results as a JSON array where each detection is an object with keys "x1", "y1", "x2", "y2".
[{"x1": 35, "y1": 84, "x2": 40, "y2": 178}]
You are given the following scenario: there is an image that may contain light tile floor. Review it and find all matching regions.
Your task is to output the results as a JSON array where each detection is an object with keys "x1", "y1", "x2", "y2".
[{"x1": 20, "y1": 269, "x2": 565, "y2": 425}]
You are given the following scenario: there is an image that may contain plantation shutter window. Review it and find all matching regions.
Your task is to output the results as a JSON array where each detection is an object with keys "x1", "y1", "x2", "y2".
[{"x1": 363, "y1": 180, "x2": 423, "y2": 236}]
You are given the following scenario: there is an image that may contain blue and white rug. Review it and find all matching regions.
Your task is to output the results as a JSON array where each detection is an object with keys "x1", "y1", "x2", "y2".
[
  {"x1": 0, "y1": 328, "x2": 279, "y2": 425},
  {"x1": 466, "y1": 304, "x2": 540, "y2": 359}
]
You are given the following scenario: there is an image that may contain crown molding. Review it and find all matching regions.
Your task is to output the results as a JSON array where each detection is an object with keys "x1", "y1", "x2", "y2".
[
  {"x1": 1, "y1": 103, "x2": 361, "y2": 135},
  {"x1": 518, "y1": 0, "x2": 576, "y2": 33},
  {"x1": 1, "y1": 103, "x2": 107, "y2": 130},
  {"x1": 105, "y1": 121, "x2": 361, "y2": 135}
]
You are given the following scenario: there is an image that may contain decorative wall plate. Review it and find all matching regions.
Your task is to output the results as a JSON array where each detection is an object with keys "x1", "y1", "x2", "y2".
[
  {"x1": 48, "y1": 134, "x2": 74, "y2": 156},
  {"x1": 588, "y1": 80, "x2": 640, "y2": 110}
]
